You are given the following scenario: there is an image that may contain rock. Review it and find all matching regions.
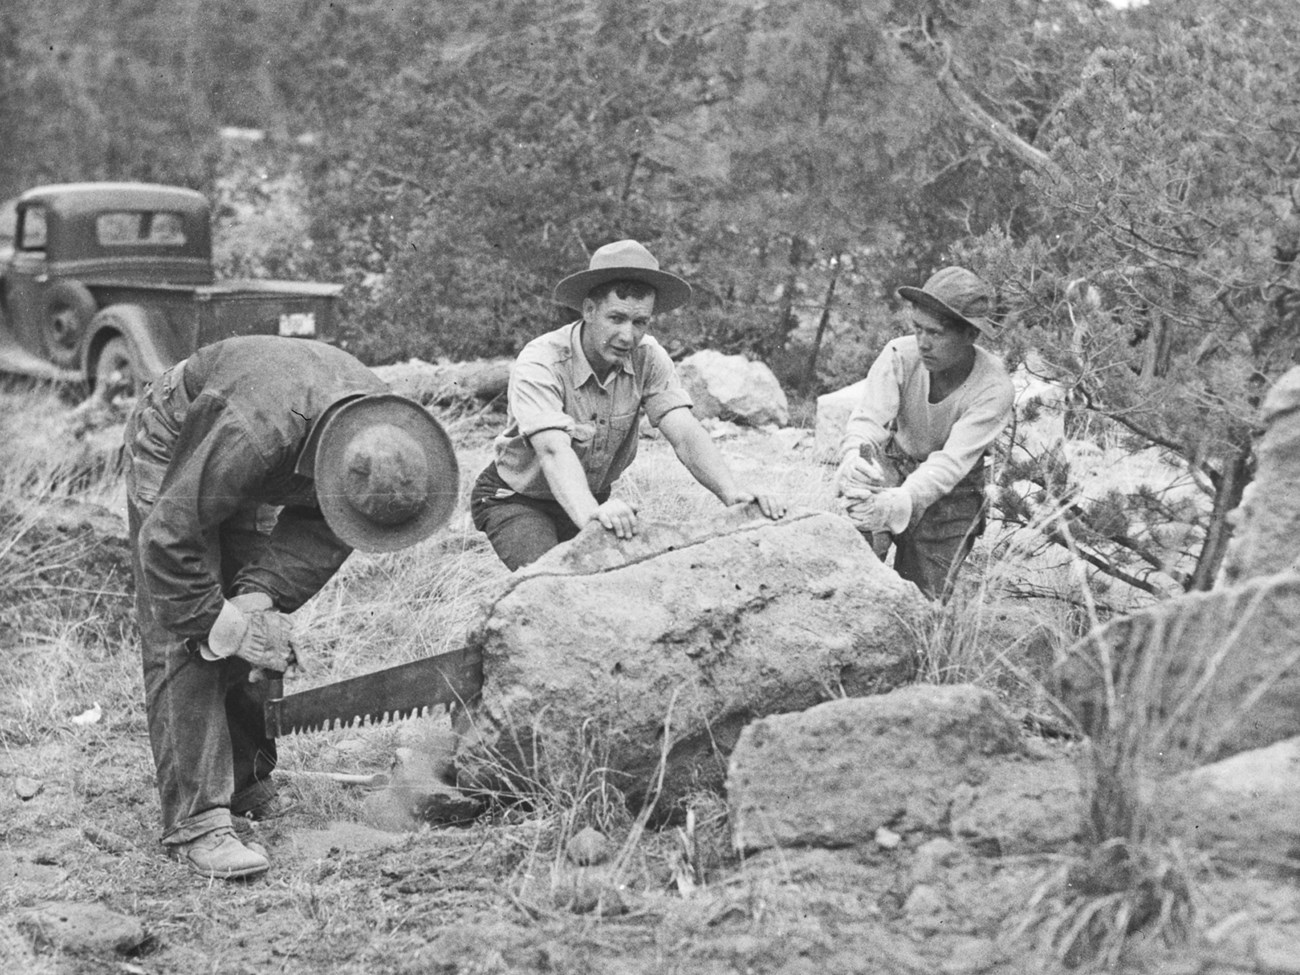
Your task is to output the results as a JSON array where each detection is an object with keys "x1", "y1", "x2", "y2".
[
  {"x1": 1056, "y1": 570, "x2": 1300, "y2": 765},
  {"x1": 727, "y1": 684, "x2": 1024, "y2": 852},
  {"x1": 455, "y1": 508, "x2": 928, "y2": 814},
  {"x1": 874, "y1": 827, "x2": 901, "y2": 850},
  {"x1": 14, "y1": 776, "x2": 43, "y2": 800},
  {"x1": 566, "y1": 827, "x2": 611, "y2": 866},
  {"x1": 678, "y1": 350, "x2": 789, "y2": 427},
  {"x1": 947, "y1": 747, "x2": 1086, "y2": 855},
  {"x1": 81, "y1": 826, "x2": 132, "y2": 855},
  {"x1": 813, "y1": 379, "x2": 867, "y2": 463},
  {"x1": 1152, "y1": 736, "x2": 1300, "y2": 875},
  {"x1": 16, "y1": 901, "x2": 147, "y2": 955},
  {"x1": 939, "y1": 936, "x2": 1002, "y2": 974}
]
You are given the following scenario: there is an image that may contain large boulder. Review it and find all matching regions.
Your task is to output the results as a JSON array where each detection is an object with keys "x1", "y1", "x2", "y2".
[
  {"x1": 1056, "y1": 569, "x2": 1300, "y2": 766},
  {"x1": 677, "y1": 350, "x2": 789, "y2": 428},
  {"x1": 726, "y1": 684, "x2": 1031, "y2": 852},
  {"x1": 453, "y1": 507, "x2": 930, "y2": 813},
  {"x1": 813, "y1": 379, "x2": 867, "y2": 463},
  {"x1": 373, "y1": 357, "x2": 511, "y2": 408}
]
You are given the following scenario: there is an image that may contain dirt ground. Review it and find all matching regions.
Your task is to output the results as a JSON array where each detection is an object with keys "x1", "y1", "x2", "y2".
[{"x1": 1, "y1": 390, "x2": 1297, "y2": 975}]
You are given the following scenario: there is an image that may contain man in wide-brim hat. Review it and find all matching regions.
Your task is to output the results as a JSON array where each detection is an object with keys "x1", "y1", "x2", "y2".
[
  {"x1": 471, "y1": 239, "x2": 786, "y2": 570},
  {"x1": 836, "y1": 266, "x2": 1014, "y2": 600},
  {"x1": 123, "y1": 335, "x2": 458, "y2": 879}
]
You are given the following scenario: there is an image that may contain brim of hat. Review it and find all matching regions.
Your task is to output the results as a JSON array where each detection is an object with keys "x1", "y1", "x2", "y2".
[
  {"x1": 553, "y1": 267, "x2": 692, "y2": 313},
  {"x1": 313, "y1": 394, "x2": 459, "y2": 553},
  {"x1": 897, "y1": 286, "x2": 996, "y2": 338}
]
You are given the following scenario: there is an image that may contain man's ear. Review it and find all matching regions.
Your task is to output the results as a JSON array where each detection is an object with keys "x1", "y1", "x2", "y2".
[{"x1": 581, "y1": 297, "x2": 596, "y2": 322}]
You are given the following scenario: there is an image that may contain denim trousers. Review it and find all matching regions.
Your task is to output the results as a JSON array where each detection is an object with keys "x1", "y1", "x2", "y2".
[
  {"x1": 124, "y1": 367, "x2": 277, "y2": 845},
  {"x1": 469, "y1": 463, "x2": 608, "y2": 570}
]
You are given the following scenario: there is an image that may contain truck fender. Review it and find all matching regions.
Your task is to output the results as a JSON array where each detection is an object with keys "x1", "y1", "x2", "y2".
[{"x1": 82, "y1": 304, "x2": 174, "y2": 391}]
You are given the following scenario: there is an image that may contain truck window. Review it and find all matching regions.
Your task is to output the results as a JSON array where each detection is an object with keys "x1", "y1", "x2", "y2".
[
  {"x1": 96, "y1": 210, "x2": 188, "y2": 246},
  {"x1": 19, "y1": 206, "x2": 47, "y2": 250}
]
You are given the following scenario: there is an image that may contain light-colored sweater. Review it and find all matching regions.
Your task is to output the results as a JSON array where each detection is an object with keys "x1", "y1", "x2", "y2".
[{"x1": 839, "y1": 335, "x2": 1014, "y2": 516}]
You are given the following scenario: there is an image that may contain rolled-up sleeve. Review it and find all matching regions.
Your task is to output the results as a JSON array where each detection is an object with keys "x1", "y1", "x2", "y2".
[
  {"x1": 510, "y1": 352, "x2": 576, "y2": 439},
  {"x1": 639, "y1": 343, "x2": 693, "y2": 427}
]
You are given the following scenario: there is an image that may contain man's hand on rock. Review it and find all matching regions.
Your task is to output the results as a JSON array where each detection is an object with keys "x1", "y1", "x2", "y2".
[
  {"x1": 727, "y1": 488, "x2": 788, "y2": 520},
  {"x1": 591, "y1": 498, "x2": 639, "y2": 539}
]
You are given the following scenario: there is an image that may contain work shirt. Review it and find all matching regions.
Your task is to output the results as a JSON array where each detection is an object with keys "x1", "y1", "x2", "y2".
[
  {"x1": 127, "y1": 335, "x2": 387, "y2": 639},
  {"x1": 840, "y1": 336, "x2": 1014, "y2": 516},
  {"x1": 491, "y1": 321, "x2": 692, "y2": 499}
]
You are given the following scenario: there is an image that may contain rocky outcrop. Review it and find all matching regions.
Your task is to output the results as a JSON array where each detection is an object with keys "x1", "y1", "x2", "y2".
[
  {"x1": 453, "y1": 507, "x2": 930, "y2": 813},
  {"x1": 1222, "y1": 367, "x2": 1300, "y2": 582},
  {"x1": 726, "y1": 684, "x2": 1080, "y2": 853},
  {"x1": 677, "y1": 350, "x2": 789, "y2": 428}
]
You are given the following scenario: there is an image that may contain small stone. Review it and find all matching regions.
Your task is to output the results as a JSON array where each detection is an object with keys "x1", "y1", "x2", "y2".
[
  {"x1": 874, "y1": 826, "x2": 901, "y2": 850},
  {"x1": 17, "y1": 901, "x2": 147, "y2": 955},
  {"x1": 82, "y1": 827, "x2": 132, "y2": 855},
  {"x1": 14, "y1": 777, "x2": 43, "y2": 800},
  {"x1": 566, "y1": 827, "x2": 611, "y2": 866}
]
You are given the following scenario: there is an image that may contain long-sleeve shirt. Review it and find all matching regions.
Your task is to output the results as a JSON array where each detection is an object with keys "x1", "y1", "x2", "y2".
[
  {"x1": 839, "y1": 335, "x2": 1014, "y2": 516},
  {"x1": 130, "y1": 336, "x2": 387, "y2": 638}
]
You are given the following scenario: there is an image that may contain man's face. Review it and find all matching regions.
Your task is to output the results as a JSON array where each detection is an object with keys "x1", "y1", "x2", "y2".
[
  {"x1": 910, "y1": 306, "x2": 976, "y2": 374},
  {"x1": 581, "y1": 291, "x2": 655, "y2": 375}
]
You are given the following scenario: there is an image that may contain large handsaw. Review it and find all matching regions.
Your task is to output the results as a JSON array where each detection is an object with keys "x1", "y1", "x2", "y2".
[{"x1": 263, "y1": 645, "x2": 483, "y2": 737}]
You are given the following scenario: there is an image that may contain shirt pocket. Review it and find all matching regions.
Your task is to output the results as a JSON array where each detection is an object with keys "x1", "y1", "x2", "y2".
[{"x1": 569, "y1": 421, "x2": 597, "y2": 463}]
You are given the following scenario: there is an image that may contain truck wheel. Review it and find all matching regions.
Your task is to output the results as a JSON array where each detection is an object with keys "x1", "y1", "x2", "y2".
[
  {"x1": 93, "y1": 336, "x2": 142, "y2": 402},
  {"x1": 44, "y1": 280, "x2": 97, "y2": 368}
]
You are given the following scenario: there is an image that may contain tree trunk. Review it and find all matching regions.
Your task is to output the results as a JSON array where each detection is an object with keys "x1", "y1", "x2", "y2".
[
  {"x1": 802, "y1": 254, "x2": 842, "y2": 391},
  {"x1": 771, "y1": 235, "x2": 807, "y2": 355},
  {"x1": 1187, "y1": 442, "x2": 1252, "y2": 592}
]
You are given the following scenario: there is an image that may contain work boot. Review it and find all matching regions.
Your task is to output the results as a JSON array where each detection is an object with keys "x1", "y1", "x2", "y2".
[{"x1": 171, "y1": 827, "x2": 269, "y2": 879}]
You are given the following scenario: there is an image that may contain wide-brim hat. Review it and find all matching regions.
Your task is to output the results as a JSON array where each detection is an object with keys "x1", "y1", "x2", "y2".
[
  {"x1": 897, "y1": 266, "x2": 998, "y2": 338},
  {"x1": 311, "y1": 394, "x2": 459, "y2": 553},
  {"x1": 553, "y1": 239, "x2": 692, "y2": 313}
]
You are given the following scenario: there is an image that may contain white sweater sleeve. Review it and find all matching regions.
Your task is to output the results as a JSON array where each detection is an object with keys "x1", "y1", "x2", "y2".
[{"x1": 839, "y1": 343, "x2": 903, "y2": 461}]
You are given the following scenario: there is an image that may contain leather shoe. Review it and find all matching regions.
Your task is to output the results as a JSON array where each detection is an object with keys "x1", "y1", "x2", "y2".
[{"x1": 172, "y1": 827, "x2": 269, "y2": 879}]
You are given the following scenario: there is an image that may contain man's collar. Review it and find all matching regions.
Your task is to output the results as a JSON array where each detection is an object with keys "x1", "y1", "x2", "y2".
[{"x1": 570, "y1": 321, "x2": 636, "y2": 386}]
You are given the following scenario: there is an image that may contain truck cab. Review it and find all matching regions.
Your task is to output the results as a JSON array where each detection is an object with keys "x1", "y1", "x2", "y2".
[{"x1": 0, "y1": 182, "x2": 342, "y2": 398}]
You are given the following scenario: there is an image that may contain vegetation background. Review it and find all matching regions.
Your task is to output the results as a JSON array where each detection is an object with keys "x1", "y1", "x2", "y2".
[{"x1": 5, "y1": 0, "x2": 1296, "y2": 595}]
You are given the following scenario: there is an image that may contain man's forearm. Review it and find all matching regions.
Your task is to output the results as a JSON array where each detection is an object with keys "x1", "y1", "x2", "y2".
[
  {"x1": 537, "y1": 447, "x2": 602, "y2": 527},
  {"x1": 672, "y1": 426, "x2": 742, "y2": 504}
]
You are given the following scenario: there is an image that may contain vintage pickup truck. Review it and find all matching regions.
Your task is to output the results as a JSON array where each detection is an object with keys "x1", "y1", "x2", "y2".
[{"x1": 0, "y1": 182, "x2": 342, "y2": 398}]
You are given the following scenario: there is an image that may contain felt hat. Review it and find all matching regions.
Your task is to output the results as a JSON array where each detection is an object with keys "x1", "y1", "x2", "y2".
[
  {"x1": 553, "y1": 239, "x2": 692, "y2": 313},
  {"x1": 309, "y1": 394, "x2": 459, "y2": 553},
  {"x1": 897, "y1": 266, "x2": 998, "y2": 337}
]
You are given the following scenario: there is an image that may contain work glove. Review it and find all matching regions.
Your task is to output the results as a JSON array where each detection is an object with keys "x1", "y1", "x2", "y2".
[
  {"x1": 842, "y1": 486, "x2": 914, "y2": 535},
  {"x1": 835, "y1": 448, "x2": 886, "y2": 497},
  {"x1": 201, "y1": 592, "x2": 302, "y2": 676}
]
